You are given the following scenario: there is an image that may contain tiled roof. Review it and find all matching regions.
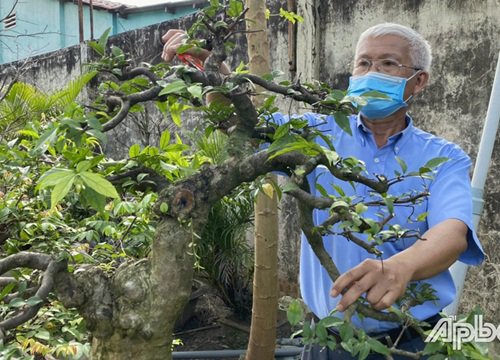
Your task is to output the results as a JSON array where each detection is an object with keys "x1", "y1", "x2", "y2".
[{"x1": 67, "y1": 0, "x2": 135, "y2": 11}]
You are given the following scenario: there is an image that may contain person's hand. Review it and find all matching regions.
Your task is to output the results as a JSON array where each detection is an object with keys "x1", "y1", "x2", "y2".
[
  {"x1": 161, "y1": 29, "x2": 209, "y2": 64},
  {"x1": 330, "y1": 258, "x2": 413, "y2": 311}
]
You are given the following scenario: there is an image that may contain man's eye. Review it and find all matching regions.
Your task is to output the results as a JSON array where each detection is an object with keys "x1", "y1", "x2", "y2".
[
  {"x1": 381, "y1": 59, "x2": 399, "y2": 67},
  {"x1": 356, "y1": 60, "x2": 370, "y2": 67}
]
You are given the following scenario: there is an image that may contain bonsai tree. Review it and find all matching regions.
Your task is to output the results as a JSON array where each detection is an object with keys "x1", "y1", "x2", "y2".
[{"x1": 0, "y1": 1, "x2": 491, "y2": 359}]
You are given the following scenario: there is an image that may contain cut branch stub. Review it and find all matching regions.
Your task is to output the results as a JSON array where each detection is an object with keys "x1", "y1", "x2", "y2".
[{"x1": 170, "y1": 189, "x2": 195, "y2": 219}]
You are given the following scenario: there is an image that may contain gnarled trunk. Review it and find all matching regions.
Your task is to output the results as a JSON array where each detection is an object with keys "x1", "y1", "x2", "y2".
[{"x1": 56, "y1": 217, "x2": 196, "y2": 360}]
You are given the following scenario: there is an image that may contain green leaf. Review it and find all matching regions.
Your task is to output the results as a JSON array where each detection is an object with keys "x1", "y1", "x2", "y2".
[
  {"x1": 396, "y1": 156, "x2": 407, "y2": 173},
  {"x1": 34, "y1": 125, "x2": 58, "y2": 152},
  {"x1": 319, "y1": 316, "x2": 344, "y2": 328},
  {"x1": 129, "y1": 144, "x2": 141, "y2": 158},
  {"x1": 274, "y1": 123, "x2": 290, "y2": 140},
  {"x1": 37, "y1": 169, "x2": 74, "y2": 189},
  {"x1": 228, "y1": 0, "x2": 244, "y2": 17},
  {"x1": 323, "y1": 149, "x2": 340, "y2": 165},
  {"x1": 339, "y1": 323, "x2": 353, "y2": 341},
  {"x1": 159, "y1": 80, "x2": 187, "y2": 96},
  {"x1": 427, "y1": 355, "x2": 447, "y2": 360},
  {"x1": 423, "y1": 340, "x2": 445, "y2": 355},
  {"x1": 51, "y1": 173, "x2": 76, "y2": 208},
  {"x1": 355, "y1": 203, "x2": 367, "y2": 214},
  {"x1": 187, "y1": 84, "x2": 203, "y2": 100},
  {"x1": 0, "y1": 282, "x2": 16, "y2": 301},
  {"x1": 111, "y1": 45, "x2": 124, "y2": 58},
  {"x1": 279, "y1": 8, "x2": 304, "y2": 23},
  {"x1": 25, "y1": 296, "x2": 43, "y2": 307},
  {"x1": 88, "y1": 28, "x2": 110, "y2": 56},
  {"x1": 334, "y1": 112, "x2": 352, "y2": 136},
  {"x1": 384, "y1": 197, "x2": 394, "y2": 214},
  {"x1": 315, "y1": 183, "x2": 329, "y2": 197},
  {"x1": 357, "y1": 343, "x2": 371, "y2": 360},
  {"x1": 367, "y1": 338, "x2": 390, "y2": 355},
  {"x1": 80, "y1": 171, "x2": 119, "y2": 199},
  {"x1": 160, "y1": 202, "x2": 169, "y2": 213},
  {"x1": 9, "y1": 298, "x2": 25, "y2": 308},
  {"x1": 286, "y1": 299, "x2": 303, "y2": 326},
  {"x1": 81, "y1": 186, "x2": 107, "y2": 212},
  {"x1": 76, "y1": 160, "x2": 92, "y2": 173},
  {"x1": 424, "y1": 157, "x2": 449, "y2": 169},
  {"x1": 416, "y1": 212, "x2": 428, "y2": 221},
  {"x1": 34, "y1": 329, "x2": 50, "y2": 341},
  {"x1": 159, "y1": 130, "x2": 171, "y2": 151}
]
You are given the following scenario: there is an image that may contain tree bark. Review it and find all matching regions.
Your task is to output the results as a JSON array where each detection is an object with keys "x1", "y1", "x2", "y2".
[{"x1": 244, "y1": 1, "x2": 279, "y2": 359}]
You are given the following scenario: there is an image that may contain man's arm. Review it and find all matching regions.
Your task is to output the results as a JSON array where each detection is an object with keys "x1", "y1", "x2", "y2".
[{"x1": 330, "y1": 218, "x2": 468, "y2": 311}]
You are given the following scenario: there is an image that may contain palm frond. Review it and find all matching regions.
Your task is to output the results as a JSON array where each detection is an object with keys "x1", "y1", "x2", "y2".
[
  {"x1": 48, "y1": 71, "x2": 97, "y2": 109},
  {"x1": 195, "y1": 130, "x2": 229, "y2": 164}
]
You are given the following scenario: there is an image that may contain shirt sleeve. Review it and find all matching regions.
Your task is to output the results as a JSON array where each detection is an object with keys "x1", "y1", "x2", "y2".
[{"x1": 426, "y1": 148, "x2": 484, "y2": 265}]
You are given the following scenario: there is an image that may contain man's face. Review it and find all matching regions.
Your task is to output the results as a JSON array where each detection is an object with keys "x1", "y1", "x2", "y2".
[{"x1": 354, "y1": 34, "x2": 428, "y2": 100}]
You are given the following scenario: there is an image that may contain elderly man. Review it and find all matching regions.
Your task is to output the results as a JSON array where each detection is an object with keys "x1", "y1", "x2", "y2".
[
  {"x1": 163, "y1": 22, "x2": 484, "y2": 359},
  {"x1": 293, "y1": 23, "x2": 485, "y2": 359}
]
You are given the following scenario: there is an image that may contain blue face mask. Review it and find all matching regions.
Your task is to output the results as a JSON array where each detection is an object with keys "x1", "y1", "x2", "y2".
[{"x1": 346, "y1": 71, "x2": 418, "y2": 120}]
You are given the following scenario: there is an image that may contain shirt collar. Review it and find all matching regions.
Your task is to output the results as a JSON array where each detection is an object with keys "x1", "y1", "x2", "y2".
[{"x1": 355, "y1": 114, "x2": 414, "y2": 154}]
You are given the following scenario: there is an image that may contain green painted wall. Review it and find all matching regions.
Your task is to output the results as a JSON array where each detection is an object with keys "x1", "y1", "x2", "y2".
[{"x1": 0, "y1": 0, "x2": 198, "y2": 64}]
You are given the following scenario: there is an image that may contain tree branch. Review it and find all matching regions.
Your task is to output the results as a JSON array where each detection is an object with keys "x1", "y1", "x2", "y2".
[
  {"x1": 0, "y1": 252, "x2": 52, "y2": 274},
  {"x1": 107, "y1": 166, "x2": 169, "y2": 191},
  {"x1": 236, "y1": 74, "x2": 322, "y2": 105},
  {"x1": 0, "y1": 258, "x2": 66, "y2": 339}
]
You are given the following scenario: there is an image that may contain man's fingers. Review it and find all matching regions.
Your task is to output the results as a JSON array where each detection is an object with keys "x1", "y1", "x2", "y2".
[
  {"x1": 330, "y1": 266, "x2": 365, "y2": 297},
  {"x1": 335, "y1": 280, "x2": 369, "y2": 312},
  {"x1": 161, "y1": 32, "x2": 188, "y2": 62},
  {"x1": 161, "y1": 29, "x2": 185, "y2": 44},
  {"x1": 372, "y1": 291, "x2": 398, "y2": 310}
]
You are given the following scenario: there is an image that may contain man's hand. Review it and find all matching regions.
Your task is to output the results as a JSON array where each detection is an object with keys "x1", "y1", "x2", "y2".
[
  {"x1": 330, "y1": 258, "x2": 412, "y2": 311},
  {"x1": 161, "y1": 29, "x2": 207, "y2": 63},
  {"x1": 161, "y1": 29, "x2": 230, "y2": 74},
  {"x1": 330, "y1": 218, "x2": 468, "y2": 312}
]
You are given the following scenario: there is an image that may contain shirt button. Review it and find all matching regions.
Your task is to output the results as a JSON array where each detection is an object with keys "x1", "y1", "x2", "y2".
[
  {"x1": 374, "y1": 157, "x2": 380, "y2": 163},
  {"x1": 395, "y1": 146, "x2": 400, "y2": 152}
]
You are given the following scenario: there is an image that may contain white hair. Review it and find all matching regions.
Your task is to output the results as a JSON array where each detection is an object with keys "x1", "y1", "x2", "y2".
[{"x1": 355, "y1": 23, "x2": 432, "y2": 71}]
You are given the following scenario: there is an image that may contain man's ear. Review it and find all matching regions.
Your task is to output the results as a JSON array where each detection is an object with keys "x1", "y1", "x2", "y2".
[{"x1": 413, "y1": 71, "x2": 429, "y2": 95}]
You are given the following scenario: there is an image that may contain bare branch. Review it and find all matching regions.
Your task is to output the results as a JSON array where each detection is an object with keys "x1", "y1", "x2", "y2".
[
  {"x1": 343, "y1": 232, "x2": 383, "y2": 256},
  {"x1": 286, "y1": 186, "x2": 333, "y2": 209},
  {"x1": 0, "y1": 252, "x2": 52, "y2": 274},
  {"x1": 116, "y1": 67, "x2": 160, "y2": 83},
  {"x1": 0, "y1": 277, "x2": 16, "y2": 286},
  {"x1": 364, "y1": 192, "x2": 430, "y2": 207},
  {"x1": 235, "y1": 74, "x2": 321, "y2": 105},
  {"x1": 0, "y1": 0, "x2": 18, "y2": 23},
  {"x1": 0, "y1": 259, "x2": 66, "y2": 338},
  {"x1": 107, "y1": 167, "x2": 170, "y2": 191}
]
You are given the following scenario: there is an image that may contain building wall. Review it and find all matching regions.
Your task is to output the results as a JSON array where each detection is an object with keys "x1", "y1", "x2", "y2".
[{"x1": 0, "y1": 0, "x2": 198, "y2": 64}]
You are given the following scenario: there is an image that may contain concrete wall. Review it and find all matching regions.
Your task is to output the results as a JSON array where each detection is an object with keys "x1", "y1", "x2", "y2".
[{"x1": 0, "y1": 0, "x2": 198, "y2": 64}]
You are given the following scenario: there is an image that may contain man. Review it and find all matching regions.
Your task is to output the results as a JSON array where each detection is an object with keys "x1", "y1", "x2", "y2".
[
  {"x1": 163, "y1": 23, "x2": 484, "y2": 358},
  {"x1": 294, "y1": 23, "x2": 485, "y2": 359}
]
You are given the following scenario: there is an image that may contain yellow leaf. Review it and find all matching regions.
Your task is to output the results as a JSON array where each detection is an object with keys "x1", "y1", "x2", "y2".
[{"x1": 261, "y1": 183, "x2": 274, "y2": 199}]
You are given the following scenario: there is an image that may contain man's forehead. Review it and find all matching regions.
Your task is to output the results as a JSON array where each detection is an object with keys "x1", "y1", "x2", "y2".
[{"x1": 355, "y1": 35, "x2": 411, "y2": 59}]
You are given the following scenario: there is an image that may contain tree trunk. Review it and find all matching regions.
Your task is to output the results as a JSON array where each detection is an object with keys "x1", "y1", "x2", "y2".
[
  {"x1": 56, "y1": 217, "x2": 196, "y2": 360},
  {"x1": 244, "y1": 1, "x2": 279, "y2": 359},
  {"x1": 247, "y1": 181, "x2": 279, "y2": 360}
]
